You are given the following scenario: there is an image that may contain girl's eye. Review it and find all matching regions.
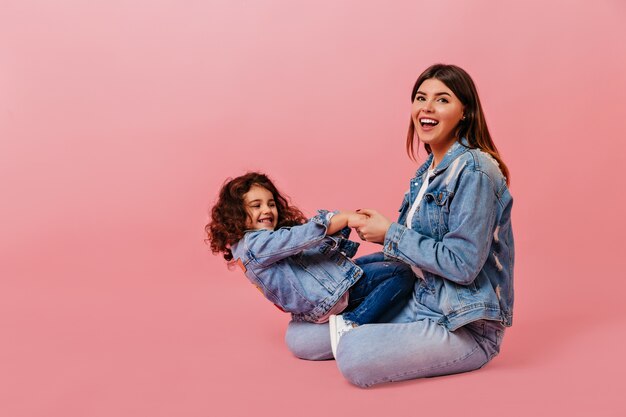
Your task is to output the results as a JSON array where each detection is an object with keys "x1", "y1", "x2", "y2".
[
  {"x1": 415, "y1": 96, "x2": 425, "y2": 102},
  {"x1": 437, "y1": 98, "x2": 449, "y2": 103}
]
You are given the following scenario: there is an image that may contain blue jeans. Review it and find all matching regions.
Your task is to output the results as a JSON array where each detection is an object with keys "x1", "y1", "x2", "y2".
[
  {"x1": 343, "y1": 258, "x2": 415, "y2": 325},
  {"x1": 285, "y1": 254, "x2": 505, "y2": 388},
  {"x1": 285, "y1": 317, "x2": 504, "y2": 387}
]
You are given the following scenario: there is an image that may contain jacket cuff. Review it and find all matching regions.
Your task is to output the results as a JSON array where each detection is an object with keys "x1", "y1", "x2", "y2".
[
  {"x1": 383, "y1": 222, "x2": 406, "y2": 260},
  {"x1": 310, "y1": 209, "x2": 338, "y2": 228}
]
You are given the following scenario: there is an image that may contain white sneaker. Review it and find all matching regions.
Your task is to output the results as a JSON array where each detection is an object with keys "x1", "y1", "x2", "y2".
[{"x1": 329, "y1": 314, "x2": 357, "y2": 358}]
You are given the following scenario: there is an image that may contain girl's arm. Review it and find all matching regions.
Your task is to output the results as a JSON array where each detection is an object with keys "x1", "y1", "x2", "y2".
[
  {"x1": 326, "y1": 211, "x2": 364, "y2": 235},
  {"x1": 245, "y1": 210, "x2": 363, "y2": 267}
]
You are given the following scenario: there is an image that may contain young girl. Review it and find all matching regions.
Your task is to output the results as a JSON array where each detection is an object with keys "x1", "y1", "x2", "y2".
[{"x1": 206, "y1": 172, "x2": 416, "y2": 356}]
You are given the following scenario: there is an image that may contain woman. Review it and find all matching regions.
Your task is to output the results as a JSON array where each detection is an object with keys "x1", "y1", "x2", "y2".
[{"x1": 285, "y1": 64, "x2": 514, "y2": 387}]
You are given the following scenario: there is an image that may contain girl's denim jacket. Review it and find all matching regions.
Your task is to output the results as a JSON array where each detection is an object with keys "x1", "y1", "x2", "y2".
[
  {"x1": 384, "y1": 139, "x2": 515, "y2": 331},
  {"x1": 230, "y1": 211, "x2": 362, "y2": 323}
]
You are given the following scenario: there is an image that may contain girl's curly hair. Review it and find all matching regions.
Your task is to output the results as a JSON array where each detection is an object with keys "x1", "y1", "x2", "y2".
[{"x1": 205, "y1": 172, "x2": 306, "y2": 263}]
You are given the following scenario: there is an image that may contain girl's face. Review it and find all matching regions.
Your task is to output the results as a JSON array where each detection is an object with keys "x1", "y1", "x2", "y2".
[
  {"x1": 243, "y1": 185, "x2": 278, "y2": 231},
  {"x1": 411, "y1": 78, "x2": 465, "y2": 153}
]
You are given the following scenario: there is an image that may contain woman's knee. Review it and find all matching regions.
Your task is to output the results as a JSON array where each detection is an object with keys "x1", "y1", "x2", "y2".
[
  {"x1": 335, "y1": 330, "x2": 384, "y2": 388},
  {"x1": 336, "y1": 355, "x2": 373, "y2": 388}
]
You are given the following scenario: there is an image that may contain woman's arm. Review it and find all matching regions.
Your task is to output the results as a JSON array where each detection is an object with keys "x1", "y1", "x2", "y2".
[{"x1": 354, "y1": 170, "x2": 498, "y2": 285}]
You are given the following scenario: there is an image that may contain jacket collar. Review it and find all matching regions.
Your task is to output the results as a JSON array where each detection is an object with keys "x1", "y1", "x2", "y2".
[{"x1": 414, "y1": 138, "x2": 471, "y2": 179}]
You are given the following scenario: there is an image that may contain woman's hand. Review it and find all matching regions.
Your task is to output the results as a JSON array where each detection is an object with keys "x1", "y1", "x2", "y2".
[{"x1": 350, "y1": 209, "x2": 392, "y2": 244}]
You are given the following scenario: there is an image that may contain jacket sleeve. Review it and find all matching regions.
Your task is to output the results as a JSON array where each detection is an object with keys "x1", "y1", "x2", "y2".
[
  {"x1": 383, "y1": 169, "x2": 497, "y2": 285},
  {"x1": 245, "y1": 210, "x2": 335, "y2": 266}
]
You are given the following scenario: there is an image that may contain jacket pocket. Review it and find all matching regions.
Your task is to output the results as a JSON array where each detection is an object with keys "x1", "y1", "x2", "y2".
[
  {"x1": 424, "y1": 190, "x2": 453, "y2": 239},
  {"x1": 454, "y1": 272, "x2": 488, "y2": 304}
]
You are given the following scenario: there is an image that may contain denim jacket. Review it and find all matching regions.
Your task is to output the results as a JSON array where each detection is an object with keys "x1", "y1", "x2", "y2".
[
  {"x1": 383, "y1": 139, "x2": 514, "y2": 331},
  {"x1": 230, "y1": 210, "x2": 363, "y2": 323}
]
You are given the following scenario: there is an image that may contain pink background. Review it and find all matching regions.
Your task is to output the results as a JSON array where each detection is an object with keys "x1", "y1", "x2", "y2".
[{"x1": 2, "y1": 0, "x2": 626, "y2": 416}]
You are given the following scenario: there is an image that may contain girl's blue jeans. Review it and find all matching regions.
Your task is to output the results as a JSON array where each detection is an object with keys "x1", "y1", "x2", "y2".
[{"x1": 343, "y1": 259, "x2": 415, "y2": 325}]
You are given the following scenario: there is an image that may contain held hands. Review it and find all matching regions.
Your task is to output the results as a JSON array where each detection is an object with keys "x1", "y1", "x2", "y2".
[
  {"x1": 350, "y1": 209, "x2": 392, "y2": 244},
  {"x1": 327, "y1": 210, "x2": 392, "y2": 243},
  {"x1": 327, "y1": 211, "x2": 368, "y2": 235}
]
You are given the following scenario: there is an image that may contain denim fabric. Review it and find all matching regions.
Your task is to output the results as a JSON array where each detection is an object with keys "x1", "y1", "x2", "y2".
[
  {"x1": 284, "y1": 139, "x2": 514, "y2": 387},
  {"x1": 230, "y1": 210, "x2": 364, "y2": 323},
  {"x1": 336, "y1": 318, "x2": 504, "y2": 387},
  {"x1": 285, "y1": 314, "x2": 504, "y2": 388},
  {"x1": 285, "y1": 264, "x2": 507, "y2": 387},
  {"x1": 343, "y1": 259, "x2": 416, "y2": 325},
  {"x1": 385, "y1": 138, "x2": 514, "y2": 330}
]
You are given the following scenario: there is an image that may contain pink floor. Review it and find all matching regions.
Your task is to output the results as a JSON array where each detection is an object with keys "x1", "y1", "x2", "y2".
[{"x1": 3, "y1": 229, "x2": 625, "y2": 416}]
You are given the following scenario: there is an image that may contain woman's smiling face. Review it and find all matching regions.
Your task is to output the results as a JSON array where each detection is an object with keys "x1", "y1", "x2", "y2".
[{"x1": 411, "y1": 78, "x2": 465, "y2": 154}]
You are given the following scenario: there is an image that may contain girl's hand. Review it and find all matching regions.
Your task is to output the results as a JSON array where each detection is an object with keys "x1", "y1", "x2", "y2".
[
  {"x1": 327, "y1": 211, "x2": 367, "y2": 235},
  {"x1": 351, "y1": 209, "x2": 392, "y2": 244}
]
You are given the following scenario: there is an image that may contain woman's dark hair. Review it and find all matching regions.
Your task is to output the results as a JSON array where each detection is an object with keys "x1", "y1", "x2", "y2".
[
  {"x1": 205, "y1": 172, "x2": 306, "y2": 263},
  {"x1": 406, "y1": 64, "x2": 510, "y2": 184}
]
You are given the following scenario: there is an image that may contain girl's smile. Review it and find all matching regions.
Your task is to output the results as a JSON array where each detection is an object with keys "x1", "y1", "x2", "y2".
[{"x1": 243, "y1": 185, "x2": 279, "y2": 231}]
